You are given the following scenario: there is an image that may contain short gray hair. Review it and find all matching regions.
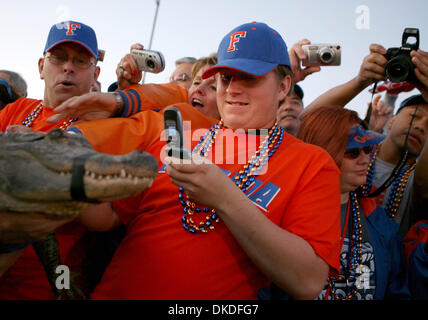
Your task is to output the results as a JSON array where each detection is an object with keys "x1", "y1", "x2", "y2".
[
  {"x1": 0, "y1": 70, "x2": 27, "y2": 97},
  {"x1": 175, "y1": 57, "x2": 197, "y2": 67}
]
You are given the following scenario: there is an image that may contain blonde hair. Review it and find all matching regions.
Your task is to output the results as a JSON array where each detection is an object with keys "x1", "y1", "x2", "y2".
[{"x1": 191, "y1": 53, "x2": 218, "y2": 79}]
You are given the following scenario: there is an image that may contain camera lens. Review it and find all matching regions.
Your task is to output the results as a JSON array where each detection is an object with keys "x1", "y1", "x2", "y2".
[
  {"x1": 147, "y1": 59, "x2": 155, "y2": 69},
  {"x1": 385, "y1": 56, "x2": 412, "y2": 82},
  {"x1": 318, "y1": 47, "x2": 334, "y2": 64}
]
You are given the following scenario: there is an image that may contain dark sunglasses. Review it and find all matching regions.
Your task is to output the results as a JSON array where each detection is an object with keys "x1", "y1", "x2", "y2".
[{"x1": 344, "y1": 145, "x2": 374, "y2": 159}]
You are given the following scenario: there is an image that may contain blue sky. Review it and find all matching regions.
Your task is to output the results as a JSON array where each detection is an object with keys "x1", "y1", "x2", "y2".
[{"x1": 1, "y1": 0, "x2": 427, "y2": 117}]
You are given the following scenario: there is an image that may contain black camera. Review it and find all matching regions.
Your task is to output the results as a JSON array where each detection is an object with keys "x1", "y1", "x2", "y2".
[{"x1": 384, "y1": 28, "x2": 419, "y2": 83}]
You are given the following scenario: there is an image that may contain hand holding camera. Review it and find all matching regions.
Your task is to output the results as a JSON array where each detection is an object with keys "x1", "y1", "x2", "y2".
[
  {"x1": 131, "y1": 49, "x2": 165, "y2": 74},
  {"x1": 288, "y1": 39, "x2": 321, "y2": 83},
  {"x1": 384, "y1": 28, "x2": 420, "y2": 83},
  {"x1": 356, "y1": 44, "x2": 388, "y2": 89},
  {"x1": 116, "y1": 43, "x2": 145, "y2": 90},
  {"x1": 301, "y1": 44, "x2": 341, "y2": 67}
]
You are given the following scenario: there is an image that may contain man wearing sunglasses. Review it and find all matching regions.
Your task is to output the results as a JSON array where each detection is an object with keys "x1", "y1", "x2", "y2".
[{"x1": 0, "y1": 21, "x2": 101, "y2": 299}]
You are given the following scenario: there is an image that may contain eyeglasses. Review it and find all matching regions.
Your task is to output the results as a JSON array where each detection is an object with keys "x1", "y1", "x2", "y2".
[
  {"x1": 170, "y1": 73, "x2": 191, "y2": 83},
  {"x1": 45, "y1": 52, "x2": 96, "y2": 69},
  {"x1": 344, "y1": 145, "x2": 374, "y2": 159}
]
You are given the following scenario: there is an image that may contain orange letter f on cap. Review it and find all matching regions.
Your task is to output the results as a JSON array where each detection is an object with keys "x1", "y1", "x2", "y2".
[
  {"x1": 228, "y1": 31, "x2": 247, "y2": 52},
  {"x1": 66, "y1": 22, "x2": 81, "y2": 35}
]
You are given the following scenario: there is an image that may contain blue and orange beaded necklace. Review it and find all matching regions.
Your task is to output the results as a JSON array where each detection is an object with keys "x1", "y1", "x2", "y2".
[
  {"x1": 22, "y1": 102, "x2": 78, "y2": 130},
  {"x1": 179, "y1": 120, "x2": 284, "y2": 234},
  {"x1": 361, "y1": 146, "x2": 416, "y2": 219},
  {"x1": 327, "y1": 192, "x2": 363, "y2": 300}
]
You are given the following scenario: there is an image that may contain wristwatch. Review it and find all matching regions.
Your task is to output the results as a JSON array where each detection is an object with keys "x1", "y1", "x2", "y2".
[{"x1": 113, "y1": 91, "x2": 124, "y2": 117}]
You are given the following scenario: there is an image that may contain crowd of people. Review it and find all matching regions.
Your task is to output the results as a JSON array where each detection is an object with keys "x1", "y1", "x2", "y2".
[{"x1": 0, "y1": 19, "x2": 427, "y2": 300}]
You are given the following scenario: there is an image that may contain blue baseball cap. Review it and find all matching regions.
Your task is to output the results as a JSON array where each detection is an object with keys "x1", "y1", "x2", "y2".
[
  {"x1": 43, "y1": 21, "x2": 98, "y2": 59},
  {"x1": 396, "y1": 94, "x2": 427, "y2": 114},
  {"x1": 202, "y1": 22, "x2": 290, "y2": 79},
  {"x1": 347, "y1": 125, "x2": 385, "y2": 149}
]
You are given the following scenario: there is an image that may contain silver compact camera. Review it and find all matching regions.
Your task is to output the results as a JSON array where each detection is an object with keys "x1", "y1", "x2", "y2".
[
  {"x1": 131, "y1": 49, "x2": 165, "y2": 73},
  {"x1": 301, "y1": 44, "x2": 341, "y2": 66}
]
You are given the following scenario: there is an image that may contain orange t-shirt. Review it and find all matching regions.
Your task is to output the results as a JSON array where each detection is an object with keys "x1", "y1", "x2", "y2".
[
  {"x1": 0, "y1": 98, "x2": 68, "y2": 132},
  {"x1": 73, "y1": 105, "x2": 342, "y2": 299}
]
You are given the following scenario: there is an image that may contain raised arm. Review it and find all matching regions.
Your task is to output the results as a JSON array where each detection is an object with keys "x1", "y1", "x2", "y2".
[
  {"x1": 305, "y1": 44, "x2": 388, "y2": 113},
  {"x1": 47, "y1": 43, "x2": 188, "y2": 124}
]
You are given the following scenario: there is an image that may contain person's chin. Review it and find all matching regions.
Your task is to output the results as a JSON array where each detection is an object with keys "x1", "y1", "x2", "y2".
[
  {"x1": 222, "y1": 114, "x2": 249, "y2": 129},
  {"x1": 53, "y1": 91, "x2": 79, "y2": 105},
  {"x1": 278, "y1": 117, "x2": 297, "y2": 127}
]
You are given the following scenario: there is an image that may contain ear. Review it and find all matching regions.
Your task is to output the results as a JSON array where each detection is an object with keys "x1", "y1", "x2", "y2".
[
  {"x1": 278, "y1": 75, "x2": 292, "y2": 102},
  {"x1": 38, "y1": 58, "x2": 45, "y2": 80},
  {"x1": 387, "y1": 115, "x2": 396, "y2": 131},
  {"x1": 93, "y1": 66, "x2": 101, "y2": 82}
]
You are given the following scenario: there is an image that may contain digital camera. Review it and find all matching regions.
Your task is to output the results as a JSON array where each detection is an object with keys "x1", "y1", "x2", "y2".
[
  {"x1": 301, "y1": 44, "x2": 341, "y2": 66},
  {"x1": 131, "y1": 49, "x2": 165, "y2": 74},
  {"x1": 384, "y1": 28, "x2": 419, "y2": 83}
]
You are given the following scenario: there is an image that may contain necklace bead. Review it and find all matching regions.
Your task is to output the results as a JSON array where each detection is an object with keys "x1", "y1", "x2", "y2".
[
  {"x1": 327, "y1": 192, "x2": 363, "y2": 300},
  {"x1": 22, "y1": 102, "x2": 78, "y2": 131},
  {"x1": 179, "y1": 121, "x2": 283, "y2": 234},
  {"x1": 361, "y1": 145, "x2": 416, "y2": 218}
]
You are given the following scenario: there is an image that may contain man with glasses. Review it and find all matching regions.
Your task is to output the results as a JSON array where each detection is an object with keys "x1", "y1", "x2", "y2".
[
  {"x1": 169, "y1": 56, "x2": 196, "y2": 90},
  {"x1": 0, "y1": 20, "x2": 100, "y2": 133},
  {"x1": 0, "y1": 20, "x2": 100, "y2": 299}
]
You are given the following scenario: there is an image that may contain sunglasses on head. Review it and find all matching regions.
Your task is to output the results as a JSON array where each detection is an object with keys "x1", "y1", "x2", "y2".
[{"x1": 344, "y1": 145, "x2": 374, "y2": 159}]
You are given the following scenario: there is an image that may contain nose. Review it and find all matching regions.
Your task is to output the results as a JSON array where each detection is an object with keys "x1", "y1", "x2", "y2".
[
  {"x1": 195, "y1": 82, "x2": 207, "y2": 96},
  {"x1": 225, "y1": 76, "x2": 242, "y2": 94},
  {"x1": 358, "y1": 151, "x2": 370, "y2": 166},
  {"x1": 413, "y1": 117, "x2": 427, "y2": 135},
  {"x1": 62, "y1": 57, "x2": 75, "y2": 73}
]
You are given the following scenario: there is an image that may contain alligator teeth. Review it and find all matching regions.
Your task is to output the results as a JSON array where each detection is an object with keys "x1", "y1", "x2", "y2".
[{"x1": 83, "y1": 170, "x2": 148, "y2": 182}]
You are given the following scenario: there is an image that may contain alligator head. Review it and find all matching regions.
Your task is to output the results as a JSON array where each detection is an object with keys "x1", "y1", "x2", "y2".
[{"x1": 0, "y1": 129, "x2": 158, "y2": 218}]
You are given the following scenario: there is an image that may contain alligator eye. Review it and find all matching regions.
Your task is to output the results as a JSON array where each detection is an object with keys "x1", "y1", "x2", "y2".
[{"x1": 47, "y1": 128, "x2": 67, "y2": 140}]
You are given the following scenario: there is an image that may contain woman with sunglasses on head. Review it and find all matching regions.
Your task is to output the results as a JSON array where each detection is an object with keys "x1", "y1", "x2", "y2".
[{"x1": 296, "y1": 105, "x2": 410, "y2": 300}]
